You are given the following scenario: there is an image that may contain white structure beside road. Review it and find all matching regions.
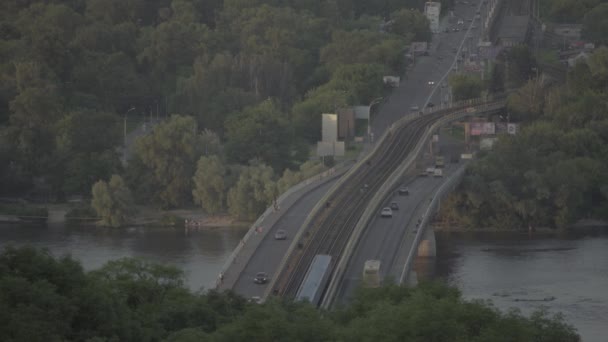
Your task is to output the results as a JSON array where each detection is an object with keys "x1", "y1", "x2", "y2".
[{"x1": 424, "y1": 2, "x2": 441, "y2": 34}]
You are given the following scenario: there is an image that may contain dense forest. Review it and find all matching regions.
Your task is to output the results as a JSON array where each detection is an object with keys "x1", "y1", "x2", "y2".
[
  {"x1": 439, "y1": 47, "x2": 608, "y2": 230},
  {"x1": 0, "y1": 246, "x2": 581, "y2": 341},
  {"x1": 0, "y1": 0, "x2": 450, "y2": 217}
]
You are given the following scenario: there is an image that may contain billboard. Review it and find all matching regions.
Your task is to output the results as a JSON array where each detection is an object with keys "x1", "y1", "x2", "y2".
[
  {"x1": 470, "y1": 122, "x2": 495, "y2": 135},
  {"x1": 321, "y1": 113, "x2": 338, "y2": 142}
]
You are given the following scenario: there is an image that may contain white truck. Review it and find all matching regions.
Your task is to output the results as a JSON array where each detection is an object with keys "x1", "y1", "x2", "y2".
[{"x1": 362, "y1": 260, "x2": 381, "y2": 288}]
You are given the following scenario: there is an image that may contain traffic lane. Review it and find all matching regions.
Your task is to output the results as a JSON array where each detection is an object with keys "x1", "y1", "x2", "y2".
[
  {"x1": 371, "y1": 24, "x2": 479, "y2": 135},
  {"x1": 232, "y1": 179, "x2": 338, "y2": 299},
  {"x1": 337, "y1": 162, "x2": 463, "y2": 304},
  {"x1": 386, "y1": 167, "x2": 458, "y2": 281},
  {"x1": 335, "y1": 175, "x2": 441, "y2": 304}
]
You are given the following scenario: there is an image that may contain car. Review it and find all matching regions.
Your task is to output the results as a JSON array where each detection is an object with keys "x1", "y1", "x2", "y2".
[
  {"x1": 427, "y1": 102, "x2": 435, "y2": 108},
  {"x1": 410, "y1": 105, "x2": 419, "y2": 112},
  {"x1": 458, "y1": 19, "x2": 464, "y2": 24},
  {"x1": 398, "y1": 186, "x2": 409, "y2": 195},
  {"x1": 380, "y1": 207, "x2": 393, "y2": 218},
  {"x1": 428, "y1": 80, "x2": 435, "y2": 85},
  {"x1": 254, "y1": 272, "x2": 269, "y2": 284},
  {"x1": 249, "y1": 296, "x2": 262, "y2": 304},
  {"x1": 274, "y1": 229, "x2": 287, "y2": 240},
  {"x1": 390, "y1": 202, "x2": 399, "y2": 211}
]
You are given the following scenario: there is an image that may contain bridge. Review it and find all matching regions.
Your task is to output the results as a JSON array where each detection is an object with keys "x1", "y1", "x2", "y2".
[{"x1": 217, "y1": 0, "x2": 512, "y2": 305}]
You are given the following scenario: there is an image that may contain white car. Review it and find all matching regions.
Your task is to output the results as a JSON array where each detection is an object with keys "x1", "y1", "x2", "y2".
[
  {"x1": 381, "y1": 207, "x2": 393, "y2": 218},
  {"x1": 428, "y1": 81, "x2": 435, "y2": 85}
]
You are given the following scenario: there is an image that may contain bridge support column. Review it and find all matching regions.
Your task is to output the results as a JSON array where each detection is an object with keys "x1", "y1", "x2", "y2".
[{"x1": 417, "y1": 227, "x2": 436, "y2": 257}]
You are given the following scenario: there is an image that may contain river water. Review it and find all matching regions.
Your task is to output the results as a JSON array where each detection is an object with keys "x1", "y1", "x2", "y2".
[
  {"x1": 420, "y1": 230, "x2": 608, "y2": 342},
  {"x1": 0, "y1": 222, "x2": 246, "y2": 291},
  {"x1": 2, "y1": 223, "x2": 607, "y2": 341}
]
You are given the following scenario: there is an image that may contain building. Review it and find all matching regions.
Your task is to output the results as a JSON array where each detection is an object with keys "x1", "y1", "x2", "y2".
[{"x1": 424, "y1": 2, "x2": 442, "y2": 34}]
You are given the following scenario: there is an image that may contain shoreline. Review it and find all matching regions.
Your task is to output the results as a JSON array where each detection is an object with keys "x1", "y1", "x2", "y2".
[{"x1": 432, "y1": 219, "x2": 608, "y2": 234}]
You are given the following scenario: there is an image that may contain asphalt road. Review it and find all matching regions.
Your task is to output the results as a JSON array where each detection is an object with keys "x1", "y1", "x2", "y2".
[
  {"x1": 232, "y1": 179, "x2": 338, "y2": 299},
  {"x1": 335, "y1": 165, "x2": 454, "y2": 304},
  {"x1": 372, "y1": 0, "x2": 486, "y2": 137},
  {"x1": 232, "y1": 2, "x2": 484, "y2": 299}
]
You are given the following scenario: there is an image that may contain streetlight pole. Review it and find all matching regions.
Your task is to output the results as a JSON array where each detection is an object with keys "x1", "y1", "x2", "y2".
[
  {"x1": 368, "y1": 97, "x2": 383, "y2": 140},
  {"x1": 124, "y1": 107, "x2": 136, "y2": 147}
]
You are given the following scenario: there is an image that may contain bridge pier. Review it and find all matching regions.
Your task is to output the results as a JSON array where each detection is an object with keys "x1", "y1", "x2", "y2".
[{"x1": 417, "y1": 227, "x2": 436, "y2": 257}]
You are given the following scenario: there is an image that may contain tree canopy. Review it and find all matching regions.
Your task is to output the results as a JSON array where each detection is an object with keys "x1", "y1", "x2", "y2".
[
  {"x1": 439, "y1": 48, "x2": 608, "y2": 230},
  {"x1": 0, "y1": 246, "x2": 582, "y2": 342},
  {"x1": 0, "y1": 0, "x2": 438, "y2": 207}
]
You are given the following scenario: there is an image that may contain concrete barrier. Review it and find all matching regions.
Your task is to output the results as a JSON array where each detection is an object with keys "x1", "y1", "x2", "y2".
[
  {"x1": 322, "y1": 99, "x2": 506, "y2": 307},
  {"x1": 217, "y1": 162, "x2": 352, "y2": 291},
  {"x1": 398, "y1": 164, "x2": 466, "y2": 284}
]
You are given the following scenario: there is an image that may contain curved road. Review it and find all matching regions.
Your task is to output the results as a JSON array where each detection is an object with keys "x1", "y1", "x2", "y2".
[
  {"x1": 232, "y1": 1, "x2": 485, "y2": 299},
  {"x1": 232, "y1": 179, "x2": 338, "y2": 298}
]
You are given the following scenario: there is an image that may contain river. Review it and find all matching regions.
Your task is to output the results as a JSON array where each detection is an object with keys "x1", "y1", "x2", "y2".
[
  {"x1": 419, "y1": 230, "x2": 608, "y2": 342},
  {"x1": 0, "y1": 222, "x2": 246, "y2": 291},
  {"x1": 2, "y1": 223, "x2": 607, "y2": 341}
]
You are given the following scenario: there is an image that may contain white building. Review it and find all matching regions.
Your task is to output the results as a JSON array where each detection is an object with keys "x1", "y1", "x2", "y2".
[{"x1": 424, "y1": 2, "x2": 441, "y2": 34}]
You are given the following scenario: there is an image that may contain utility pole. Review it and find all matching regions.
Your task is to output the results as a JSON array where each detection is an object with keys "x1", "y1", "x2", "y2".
[{"x1": 123, "y1": 107, "x2": 136, "y2": 147}]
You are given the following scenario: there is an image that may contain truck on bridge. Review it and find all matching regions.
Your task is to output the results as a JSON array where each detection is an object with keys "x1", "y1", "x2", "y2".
[{"x1": 362, "y1": 260, "x2": 381, "y2": 288}]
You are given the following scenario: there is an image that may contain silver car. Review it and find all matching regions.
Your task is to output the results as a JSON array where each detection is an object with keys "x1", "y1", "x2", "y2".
[
  {"x1": 381, "y1": 207, "x2": 393, "y2": 218},
  {"x1": 274, "y1": 229, "x2": 287, "y2": 240}
]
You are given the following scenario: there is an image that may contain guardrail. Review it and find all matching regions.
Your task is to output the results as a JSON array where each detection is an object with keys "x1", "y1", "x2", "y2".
[
  {"x1": 398, "y1": 164, "x2": 467, "y2": 284},
  {"x1": 264, "y1": 96, "x2": 506, "y2": 302},
  {"x1": 321, "y1": 99, "x2": 506, "y2": 308},
  {"x1": 217, "y1": 162, "x2": 352, "y2": 290},
  {"x1": 261, "y1": 110, "x2": 424, "y2": 299}
]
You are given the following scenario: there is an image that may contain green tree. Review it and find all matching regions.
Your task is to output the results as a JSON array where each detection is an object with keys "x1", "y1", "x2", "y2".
[
  {"x1": 390, "y1": 8, "x2": 431, "y2": 42},
  {"x1": 225, "y1": 100, "x2": 299, "y2": 172},
  {"x1": 227, "y1": 162, "x2": 276, "y2": 220},
  {"x1": 193, "y1": 155, "x2": 226, "y2": 214},
  {"x1": 449, "y1": 73, "x2": 483, "y2": 101},
  {"x1": 91, "y1": 174, "x2": 135, "y2": 227},
  {"x1": 54, "y1": 109, "x2": 122, "y2": 195},
  {"x1": 582, "y1": 4, "x2": 608, "y2": 45},
  {"x1": 134, "y1": 115, "x2": 203, "y2": 208},
  {"x1": 506, "y1": 79, "x2": 545, "y2": 122}
]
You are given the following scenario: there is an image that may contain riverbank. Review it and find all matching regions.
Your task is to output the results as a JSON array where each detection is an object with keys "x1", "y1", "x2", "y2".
[
  {"x1": 433, "y1": 219, "x2": 608, "y2": 234},
  {"x1": 1, "y1": 202, "x2": 251, "y2": 229}
]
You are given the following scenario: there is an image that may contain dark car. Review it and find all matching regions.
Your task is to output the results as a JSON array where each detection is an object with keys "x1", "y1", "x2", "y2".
[
  {"x1": 427, "y1": 102, "x2": 435, "y2": 108},
  {"x1": 398, "y1": 187, "x2": 409, "y2": 195},
  {"x1": 390, "y1": 202, "x2": 399, "y2": 210},
  {"x1": 254, "y1": 272, "x2": 269, "y2": 284}
]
